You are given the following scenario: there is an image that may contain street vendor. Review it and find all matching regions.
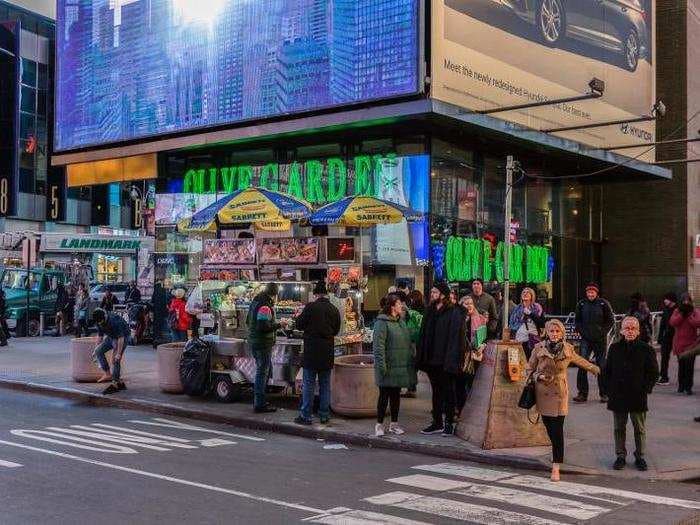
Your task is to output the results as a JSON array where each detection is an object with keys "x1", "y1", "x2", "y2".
[{"x1": 246, "y1": 283, "x2": 288, "y2": 413}]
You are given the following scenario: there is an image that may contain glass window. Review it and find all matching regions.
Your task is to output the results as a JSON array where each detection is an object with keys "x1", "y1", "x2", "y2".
[
  {"x1": 19, "y1": 167, "x2": 34, "y2": 193},
  {"x1": 20, "y1": 85, "x2": 35, "y2": 113},
  {"x1": 38, "y1": 63, "x2": 48, "y2": 90},
  {"x1": 20, "y1": 111, "x2": 35, "y2": 138},
  {"x1": 21, "y1": 58, "x2": 36, "y2": 87},
  {"x1": 526, "y1": 180, "x2": 554, "y2": 234},
  {"x1": 37, "y1": 89, "x2": 47, "y2": 116}
]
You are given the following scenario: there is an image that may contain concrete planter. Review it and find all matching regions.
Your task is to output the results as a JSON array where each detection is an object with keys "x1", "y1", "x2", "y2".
[
  {"x1": 331, "y1": 354, "x2": 377, "y2": 418},
  {"x1": 71, "y1": 336, "x2": 126, "y2": 383},
  {"x1": 156, "y1": 342, "x2": 186, "y2": 394}
]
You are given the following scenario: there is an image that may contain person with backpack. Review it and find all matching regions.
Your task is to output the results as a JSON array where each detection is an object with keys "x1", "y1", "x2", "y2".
[{"x1": 373, "y1": 293, "x2": 416, "y2": 436}]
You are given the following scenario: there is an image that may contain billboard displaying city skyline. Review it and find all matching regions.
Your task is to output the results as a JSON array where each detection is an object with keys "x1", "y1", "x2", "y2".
[{"x1": 55, "y1": 0, "x2": 420, "y2": 152}]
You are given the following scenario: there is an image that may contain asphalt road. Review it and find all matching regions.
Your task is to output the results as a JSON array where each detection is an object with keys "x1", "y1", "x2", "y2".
[{"x1": 1, "y1": 390, "x2": 699, "y2": 524}]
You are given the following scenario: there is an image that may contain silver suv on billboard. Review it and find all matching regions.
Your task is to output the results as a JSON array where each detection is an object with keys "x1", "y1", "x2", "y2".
[{"x1": 494, "y1": 0, "x2": 650, "y2": 71}]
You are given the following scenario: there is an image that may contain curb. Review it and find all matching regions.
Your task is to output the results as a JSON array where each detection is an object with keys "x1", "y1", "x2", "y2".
[
  {"x1": 0, "y1": 378, "x2": 559, "y2": 473},
  {"x1": 4, "y1": 378, "x2": 695, "y2": 481}
]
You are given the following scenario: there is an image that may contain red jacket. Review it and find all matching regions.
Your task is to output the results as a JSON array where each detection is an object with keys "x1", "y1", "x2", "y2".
[
  {"x1": 669, "y1": 307, "x2": 700, "y2": 355},
  {"x1": 169, "y1": 297, "x2": 191, "y2": 331}
]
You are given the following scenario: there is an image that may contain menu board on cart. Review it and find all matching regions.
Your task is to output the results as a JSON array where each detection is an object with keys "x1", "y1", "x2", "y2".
[
  {"x1": 203, "y1": 239, "x2": 256, "y2": 266},
  {"x1": 260, "y1": 237, "x2": 319, "y2": 265},
  {"x1": 200, "y1": 268, "x2": 239, "y2": 281}
]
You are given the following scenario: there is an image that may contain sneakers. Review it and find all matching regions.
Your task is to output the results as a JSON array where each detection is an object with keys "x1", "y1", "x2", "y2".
[
  {"x1": 442, "y1": 423, "x2": 455, "y2": 436},
  {"x1": 613, "y1": 456, "x2": 626, "y2": 470},
  {"x1": 388, "y1": 423, "x2": 405, "y2": 435},
  {"x1": 102, "y1": 384, "x2": 119, "y2": 395},
  {"x1": 116, "y1": 381, "x2": 127, "y2": 391},
  {"x1": 253, "y1": 405, "x2": 277, "y2": 414},
  {"x1": 319, "y1": 417, "x2": 330, "y2": 425},
  {"x1": 294, "y1": 416, "x2": 312, "y2": 426},
  {"x1": 374, "y1": 423, "x2": 386, "y2": 437},
  {"x1": 599, "y1": 395, "x2": 608, "y2": 404},
  {"x1": 635, "y1": 457, "x2": 648, "y2": 471},
  {"x1": 573, "y1": 394, "x2": 587, "y2": 403},
  {"x1": 694, "y1": 416, "x2": 700, "y2": 423},
  {"x1": 420, "y1": 422, "x2": 445, "y2": 435},
  {"x1": 657, "y1": 378, "x2": 670, "y2": 386}
]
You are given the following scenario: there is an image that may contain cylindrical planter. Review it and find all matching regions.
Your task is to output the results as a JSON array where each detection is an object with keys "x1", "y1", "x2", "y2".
[
  {"x1": 331, "y1": 354, "x2": 378, "y2": 418},
  {"x1": 157, "y1": 342, "x2": 186, "y2": 394},
  {"x1": 71, "y1": 336, "x2": 127, "y2": 383}
]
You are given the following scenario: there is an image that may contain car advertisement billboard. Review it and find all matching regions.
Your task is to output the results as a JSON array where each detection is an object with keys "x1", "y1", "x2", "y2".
[
  {"x1": 55, "y1": 0, "x2": 420, "y2": 152},
  {"x1": 431, "y1": 0, "x2": 656, "y2": 160}
]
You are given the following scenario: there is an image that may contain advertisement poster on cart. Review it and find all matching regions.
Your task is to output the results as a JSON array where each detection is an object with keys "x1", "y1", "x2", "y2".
[
  {"x1": 203, "y1": 239, "x2": 257, "y2": 266},
  {"x1": 431, "y1": 0, "x2": 656, "y2": 159}
]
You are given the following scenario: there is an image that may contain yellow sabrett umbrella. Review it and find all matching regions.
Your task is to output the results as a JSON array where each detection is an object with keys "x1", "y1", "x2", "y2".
[{"x1": 177, "y1": 187, "x2": 310, "y2": 233}]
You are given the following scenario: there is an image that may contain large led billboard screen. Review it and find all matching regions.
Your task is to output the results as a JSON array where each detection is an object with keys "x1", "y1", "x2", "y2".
[
  {"x1": 56, "y1": 0, "x2": 420, "y2": 152},
  {"x1": 432, "y1": 0, "x2": 656, "y2": 160}
]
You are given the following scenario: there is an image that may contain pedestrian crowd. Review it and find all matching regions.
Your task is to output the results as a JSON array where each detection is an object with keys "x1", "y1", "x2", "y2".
[{"x1": 0, "y1": 271, "x2": 697, "y2": 483}]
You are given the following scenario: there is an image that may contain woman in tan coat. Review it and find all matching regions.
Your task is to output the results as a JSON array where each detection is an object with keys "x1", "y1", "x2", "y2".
[{"x1": 527, "y1": 319, "x2": 600, "y2": 481}]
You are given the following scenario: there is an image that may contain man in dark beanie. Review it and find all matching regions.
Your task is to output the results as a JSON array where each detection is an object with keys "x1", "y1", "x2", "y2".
[
  {"x1": 657, "y1": 292, "x2": 677, "y2": 385},
  {"x1": 294, "y1": 280, "x2": 341, "y2": 425},
  {"x1": 247, "y1": 282, "x2": 284, "y2": 413},
  {"x1": 574, "y1": 282, "x2": 615, "y2": 403}
]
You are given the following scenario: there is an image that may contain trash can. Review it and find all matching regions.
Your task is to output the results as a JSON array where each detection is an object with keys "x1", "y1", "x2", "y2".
[
  {"x1": 71, "y1": 336, "x2": 126, "y2": 383},
  {"x1": 331, "y1": 354, "x2": 377, "y2": 418},
  {"x1": 156, "y1": 342, "x2": 186, "y2": 394}
]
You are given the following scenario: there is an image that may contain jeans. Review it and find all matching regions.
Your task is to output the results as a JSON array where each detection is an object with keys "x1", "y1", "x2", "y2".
[
  {"x1": 427, "y1": 369, "x2": 457, "y2": 426},
  {"x1": 678, "y1": 355, "x2": 696, "y2": 392},
  {"x1": 614, "y1": 411, "x2": 647, "y2": 458},
  {"x1": 299, "y1": 368, "x2": 331, "y2": 422},
  {"x1": 659, "y1": 340, "x2": 672, "y2": 381},
  {"x1": 251, "y1": 344, "x2": 272, "y2": 409},
  {"x1": 377, "y1": 386, "x2": 401, "y2": 424},
  {"x1": 93, "y1": 336, "x2": 125, "y2": 382},
  {"x1": 171, "y1": 329, "x2": 187, "y2": 343},
  {"x1": 576, "y1": 339, "x2": 607, "y2": 397},
  {"x1": 542, "y1": 415, "x2": 565, "y2": 463}
]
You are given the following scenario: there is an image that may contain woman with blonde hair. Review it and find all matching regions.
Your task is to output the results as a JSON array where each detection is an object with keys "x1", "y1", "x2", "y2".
[
  {"x1": 526, "y1": 318, "x2": 601, "y2": 481},
  {"x1": 509, "y1": 287, "x2": 545, "y2": 359}
]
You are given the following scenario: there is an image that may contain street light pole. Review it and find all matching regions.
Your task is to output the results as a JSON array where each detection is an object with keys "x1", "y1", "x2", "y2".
[{"x1": 502, "y1": 156, "x2": 515, "y2": 342}]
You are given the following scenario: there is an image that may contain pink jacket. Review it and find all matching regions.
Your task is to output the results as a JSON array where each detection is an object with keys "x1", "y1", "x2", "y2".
[{"x1": 669, "y1": 308, "x2": 700, "y2": 355}]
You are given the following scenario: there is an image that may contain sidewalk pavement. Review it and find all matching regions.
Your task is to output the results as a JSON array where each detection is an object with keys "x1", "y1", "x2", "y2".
[{"x1": 1, "y1": 336, "x2": 698, "y2": 481}]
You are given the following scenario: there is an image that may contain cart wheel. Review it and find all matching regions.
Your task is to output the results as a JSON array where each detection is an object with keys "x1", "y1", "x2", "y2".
[{"x1": 215, "y1": 376, "x2": 240, "y2": 403}]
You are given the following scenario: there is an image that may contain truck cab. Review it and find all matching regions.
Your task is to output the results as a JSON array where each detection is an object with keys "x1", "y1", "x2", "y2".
[{"x1": 1, "y1": 268, "x2": 66, "y2": 337}]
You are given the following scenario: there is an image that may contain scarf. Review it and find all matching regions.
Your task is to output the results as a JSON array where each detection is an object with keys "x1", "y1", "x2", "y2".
[{"x1": 547, "y1": 340, "x2": 565, "y2": 359}]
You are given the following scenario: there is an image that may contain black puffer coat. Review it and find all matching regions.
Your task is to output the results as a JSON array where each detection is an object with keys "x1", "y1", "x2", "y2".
[
  {"x1": 295, "y1": 297, "x2": 341, "y2": 371},
  {"x1": 416, "y1": 303, "x2": 466, "y2": 375},
  {"x1": 603, "y1": 338, "x2": 659, "y2": 413}
]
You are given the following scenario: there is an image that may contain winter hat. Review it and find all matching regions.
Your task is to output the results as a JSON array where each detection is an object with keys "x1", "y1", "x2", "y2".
[
  {"x1": 433, "y1": 281, "x2": 451, "y2": 298},
  {"x1": 313, "y1": 280, "x2": 328, "y2": 295},
  {"x1": 585, "y1": 282, "x2": 600, "y2": 293}
]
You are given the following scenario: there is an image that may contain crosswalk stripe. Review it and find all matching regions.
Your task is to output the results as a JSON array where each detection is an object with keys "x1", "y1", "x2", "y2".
[
  {"x1": 0, "y1": 460, "x2": 23, "y2": 468},
  {"x1": 503, "y1": 475, "x2": 700, "y2": 510},
  {"x1": 365, "y1": 491, "x2": 566, "y2": 524},
  {"x1": 412, "y1": 463, "x2": 515, "y2": 482},
  {"x1": 452, "y1": 483, "x2": 610, "y2": 521},
  {"x1": 387, "y1": 474, "x2": 471, "y2": 491},
  {"x1": 309, "y1": 509, "x2": 430, "y2": 524}
]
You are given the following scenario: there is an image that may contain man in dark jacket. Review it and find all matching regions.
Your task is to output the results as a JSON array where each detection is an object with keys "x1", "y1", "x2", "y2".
[
  {"x1": 125, "y1": 280, "x2": 142, "y2": 304},
  {"x1": 604, "y1": 316, "x2": 659, "y2": 471},
  {"x1": 470, "y1": 278, "x2": 498, "y2": 338},
  {"x1": 293, "y1": 281, "x2": 341, "y2": 425},
  {"x1": 574, "y1": 282, "x2": 615, "y2": 403},
  {"x1": 417, "y1": 281, "x2": 466, "y2": 436},
  {"x1": 657, "y1": 292, "x2": 677, "y2": 385},
  {"x1": 92, "y1": 308, "x2": 131, "y2": 395},
  {"x1": 246, "y1": 283, "x2": 285, "y2": 413}
]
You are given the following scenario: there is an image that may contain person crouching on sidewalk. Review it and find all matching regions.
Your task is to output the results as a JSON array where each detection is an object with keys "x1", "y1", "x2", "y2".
[
  {"x1": 526, "y1": 319, "x2": 601, "y2": 481},
  {"x1": 91, "y1": 308, "x2": 131, "y2": 395},
  {"x1": 604, "y1": 316, "x2": 659, "y2": 471},
  {"x1": 373, "y1": 293, "x2": 416, "y2": 436}
]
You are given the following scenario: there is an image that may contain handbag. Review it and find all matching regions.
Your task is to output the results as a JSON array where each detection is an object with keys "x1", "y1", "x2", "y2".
[{"x1": 518, "y1": 371, "x2": 541, "y2": 424}]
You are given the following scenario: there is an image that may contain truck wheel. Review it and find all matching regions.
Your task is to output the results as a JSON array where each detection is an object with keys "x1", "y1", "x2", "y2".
[{"x1": 214, "y1": 376, "x2": 241, "y2": 403}]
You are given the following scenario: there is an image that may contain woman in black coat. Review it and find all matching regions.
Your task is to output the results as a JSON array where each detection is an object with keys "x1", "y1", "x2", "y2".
[{"x1": 417, "y1": 281, "x2": 466, "y2": 436}]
